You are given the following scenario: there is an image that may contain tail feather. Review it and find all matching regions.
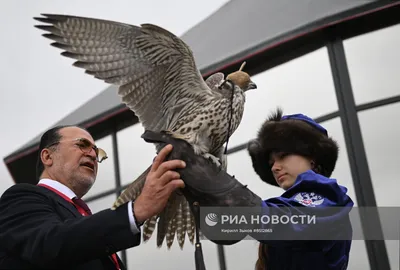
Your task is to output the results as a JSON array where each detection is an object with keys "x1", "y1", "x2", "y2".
[
  {"x1": 143, "y1": 216, "x2": 157, "y2": 242},
  {"x1": 176, "y1": 199, "x2": 185, "y2": 249},
  {"x1": 156, "y1": 192, "x2": 192, "y2": 249},
  {"x1": 156, "y1": 191, "x2": 181, "y2": 247},
  {"x1": 188, "y1": 203, "x2": 196, "y2": 244},
  {"x1": 111, "y1": 165, "x2": 150, "y2": 210},
  {"x1": 166, "y1": 216, "x2": 177, "y2": 248},
  {"x1": 182, "y1": 199, "x2": 194, "y2": 244},
  {"x1": 110, "y1": 157, "x2": 197, "y2": 249}
]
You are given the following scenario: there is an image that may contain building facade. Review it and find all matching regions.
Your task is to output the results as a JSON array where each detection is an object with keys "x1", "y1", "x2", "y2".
[{"x1": 4, "y1": 1, "x2": 400, "y2": 269}]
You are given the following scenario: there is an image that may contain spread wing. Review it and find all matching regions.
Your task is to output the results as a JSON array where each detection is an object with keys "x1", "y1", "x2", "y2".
[{"x1": 34, "y1": 14, "x2": 220, "y2": 132}]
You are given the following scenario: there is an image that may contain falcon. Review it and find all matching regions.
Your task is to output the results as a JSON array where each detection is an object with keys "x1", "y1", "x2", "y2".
[{"x1": 34, "y1": 13, "x2": 257, "y2": 249}]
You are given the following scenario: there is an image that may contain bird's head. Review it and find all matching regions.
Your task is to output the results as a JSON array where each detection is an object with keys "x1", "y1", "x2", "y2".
[{"x1": 225, "y1": 62, "x2": 257, "y2": 91}]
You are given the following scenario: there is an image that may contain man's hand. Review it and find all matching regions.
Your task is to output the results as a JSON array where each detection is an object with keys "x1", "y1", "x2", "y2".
[{"x1": 132, "y1": 144, "x2": 186, "y2": 223}]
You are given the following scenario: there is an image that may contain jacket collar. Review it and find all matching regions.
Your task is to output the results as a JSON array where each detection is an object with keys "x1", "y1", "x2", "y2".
[{"x1": 37, "y1": 178, "x2": 81, "y2": 217}]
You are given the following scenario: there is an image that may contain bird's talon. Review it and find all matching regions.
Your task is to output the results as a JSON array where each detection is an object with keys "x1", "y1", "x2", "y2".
[{"x1": 202, "y1": 153, "x2": 222, "y2": 167}]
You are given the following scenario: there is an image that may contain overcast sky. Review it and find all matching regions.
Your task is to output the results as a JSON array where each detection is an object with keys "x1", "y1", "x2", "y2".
[{"x1": 0, "y1": 0, "x2": 230, "y2": 193}]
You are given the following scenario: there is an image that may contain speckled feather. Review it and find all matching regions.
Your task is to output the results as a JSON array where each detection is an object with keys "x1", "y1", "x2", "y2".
[{"x1": 34, "y1": 13, "x2": 256, "y2": 249}]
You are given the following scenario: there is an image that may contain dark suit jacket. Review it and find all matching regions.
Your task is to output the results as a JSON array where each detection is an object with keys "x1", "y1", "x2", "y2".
[{"x1": 0, "y1": 183, "x2": 141, "y2": 270}]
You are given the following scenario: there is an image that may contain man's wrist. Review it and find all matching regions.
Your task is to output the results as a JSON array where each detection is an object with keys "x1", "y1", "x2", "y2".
[{"x1": 132, "y1": 202, "x2": 145, "y2": 227}]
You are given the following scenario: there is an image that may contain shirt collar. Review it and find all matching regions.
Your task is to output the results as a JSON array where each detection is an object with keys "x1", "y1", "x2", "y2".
[{"x1": 38, "y1": 178, "x2": 77, "y2": 199}]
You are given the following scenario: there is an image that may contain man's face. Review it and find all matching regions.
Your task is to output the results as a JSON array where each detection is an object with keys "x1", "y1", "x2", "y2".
[
  {"x1": 49, "y1": 127, "x2": 99, "y2": 196},
  {"x1": 269, "y1": 152, "x2": 312, "y2": 190}
]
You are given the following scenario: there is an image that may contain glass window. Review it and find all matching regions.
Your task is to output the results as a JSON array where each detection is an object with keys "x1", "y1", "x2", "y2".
[
  {"x1": 84, "y1": 135, "x2": 115, "y2": 198},
  {"x1": 322, "y1": 118, "x2": 358, "y2": 206},
  {"x1": 228, "y1": 47, "x2": 338, "y2": 148},
  {"x1": 126, "y1": 233, "x2": 220, "y2": 269},
  {"x1": 358, "y1": 103, "x2": 400, "y2": 207},
  {"x1": 117, "y1": 124, "x2": 157, "y2": 187},
  {"x1": 358, "y1": 103, "x2": 400, "y2": 269},
  {"x1": 344, "y1": 24, "x2": 400, "y2": 105},
  {"x1": 385, "y1": 241, "x2": 399, "y2": 270},
  {"x1": 87, "y1": 194, "x2": 117, "y2": 214},
  {"x1": 223, "y1": 117, "x2": 370, "y2": 269},
  {"x1": 224, "y1": 240, "x2": 259, "y2": 270}
]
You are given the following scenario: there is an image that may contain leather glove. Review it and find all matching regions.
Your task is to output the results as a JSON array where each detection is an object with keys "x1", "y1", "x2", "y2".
[{"x1": 141, "y1": 130, "x2": 264, "y2": 246}]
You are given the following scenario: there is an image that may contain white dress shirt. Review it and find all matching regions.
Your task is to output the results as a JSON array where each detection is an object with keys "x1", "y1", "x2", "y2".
[{"x1": 38, "y1": 178, "x2": 140, "y2": 234}]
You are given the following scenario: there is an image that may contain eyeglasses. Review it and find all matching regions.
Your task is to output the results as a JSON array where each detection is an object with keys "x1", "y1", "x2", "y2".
[{"x1": 47, "y1": 138, "x2": 108, "y2": 163}]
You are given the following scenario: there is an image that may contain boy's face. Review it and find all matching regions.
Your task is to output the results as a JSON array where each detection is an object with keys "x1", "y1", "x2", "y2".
[{"x1": 269, "y1": 152, "x2": 312, "y2": 190}]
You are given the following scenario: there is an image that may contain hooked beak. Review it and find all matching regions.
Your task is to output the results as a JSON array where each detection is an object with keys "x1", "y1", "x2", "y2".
[{"x1": 247, "y1": 81, "x2": 257, "y2": 90}]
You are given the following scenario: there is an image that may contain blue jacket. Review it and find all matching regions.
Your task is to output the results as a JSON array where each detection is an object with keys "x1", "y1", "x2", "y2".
[{"x1": 258, "y1": 170, "x2": 353, "y2": 270}]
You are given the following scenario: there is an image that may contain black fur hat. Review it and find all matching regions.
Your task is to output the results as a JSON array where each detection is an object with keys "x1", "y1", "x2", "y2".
[{"x1": 247, "y1": 108, "x2": 339, "y2": 187}]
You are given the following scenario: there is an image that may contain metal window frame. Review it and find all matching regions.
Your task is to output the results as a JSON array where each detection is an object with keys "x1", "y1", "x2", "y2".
[
  {"x1": 111, "y1": 129, "x2": 128, "y2": 266},
  {"x1": 224, "y1": 94, "x2": 400, "y2": 155},
  {"x1": 326, "y1": 38, "x2": 391, "y2": 270}
]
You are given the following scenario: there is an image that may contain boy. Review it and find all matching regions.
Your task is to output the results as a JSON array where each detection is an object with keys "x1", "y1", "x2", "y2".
[{"x1": 248, "y1": 109, "x2": 353, "y2": 270}]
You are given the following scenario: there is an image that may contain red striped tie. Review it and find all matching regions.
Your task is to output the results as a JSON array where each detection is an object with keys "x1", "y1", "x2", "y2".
[{"x1": 72, "y1": 197, "x2": 92, "y2": 215}]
